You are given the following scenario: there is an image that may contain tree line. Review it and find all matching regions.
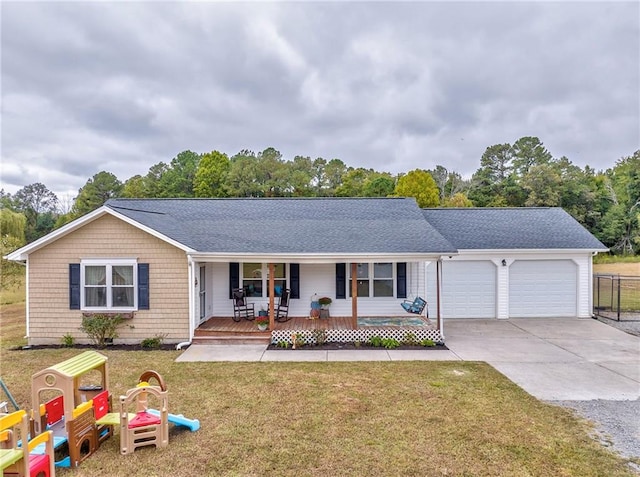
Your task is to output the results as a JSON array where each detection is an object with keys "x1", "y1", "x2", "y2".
[{"x1": 2, "y1": 137, "x2": 639, "y2": 285}]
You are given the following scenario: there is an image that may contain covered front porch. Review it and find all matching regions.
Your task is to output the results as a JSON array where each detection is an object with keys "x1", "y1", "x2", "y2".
[{"x1": 187, "y1": 251, "x2": 448, "y2": 347}]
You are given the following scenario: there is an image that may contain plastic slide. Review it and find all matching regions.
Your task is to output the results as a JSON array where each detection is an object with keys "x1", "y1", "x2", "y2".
[{"x1": 147, "y1": 409, "x2": 200, "y2": 432}]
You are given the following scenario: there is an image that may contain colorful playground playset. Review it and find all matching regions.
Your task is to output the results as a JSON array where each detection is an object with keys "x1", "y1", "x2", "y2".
[{"x1": 1, "y1": 351, "x2": 199, "y2": 476}]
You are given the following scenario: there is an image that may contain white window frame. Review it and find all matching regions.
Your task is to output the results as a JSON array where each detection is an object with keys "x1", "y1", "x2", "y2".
[
  {"x1": 240, "y1": 263, "x2": 287, "y2": 298},
  {"x1": 349, "y1": 262, "x2": 395, "y2": 298},
  {"x1": 80, "y1": 259, "x2": 138, "y2": 311}
]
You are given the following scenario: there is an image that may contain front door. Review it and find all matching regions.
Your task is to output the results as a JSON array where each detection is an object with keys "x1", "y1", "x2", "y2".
[{"x1": 199, "y1": 266, "x2": 206, "y2": 324}]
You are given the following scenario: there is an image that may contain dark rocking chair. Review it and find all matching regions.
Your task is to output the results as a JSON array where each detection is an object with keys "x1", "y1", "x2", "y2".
[
  {"x1": 232, "y1": 288, "x2": 255, "y2": 322},
  {"x1": 275, "y1": 289, "x2": 292, "y2": 322},
  {"x1": 401, "y1": 296, "x2": 428, "y2": 317}
]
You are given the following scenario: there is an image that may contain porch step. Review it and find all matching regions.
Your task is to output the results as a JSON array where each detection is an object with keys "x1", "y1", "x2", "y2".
[{"x1": 193, "y1": 330, "x2": 271, "y2": 345}]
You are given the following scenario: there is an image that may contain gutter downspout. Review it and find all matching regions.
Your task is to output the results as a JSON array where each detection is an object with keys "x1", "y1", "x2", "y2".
[
  {"x1": 351, "y1": 263, "x2": 358, "y2": 329},
  {"x1": 268, "y1": 263, "x2": 275, "y2": 331},
  {"x1": 589, "y1": 251, "x2": 598, "y2": 318},
  {"x1": 177, "y1": 257, "x2": 196, "y2": 350},
  {"x1": 437, "y1": 258, "x2": 443, "y2": 341},
  {"x1": 25, "y1": 260, "x2": 29, "y2": 341},
  {"x1": 14, "y1": 260, "x2": 29, "y2": 342}
]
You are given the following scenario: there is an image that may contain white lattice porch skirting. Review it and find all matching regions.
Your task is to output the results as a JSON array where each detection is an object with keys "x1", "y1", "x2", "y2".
[{"x1": 271, "y1": 327, "x2": 444, "y2": 345}]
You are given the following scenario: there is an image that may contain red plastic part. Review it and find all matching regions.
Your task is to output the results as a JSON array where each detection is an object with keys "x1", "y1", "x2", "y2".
[
  {"x1": 92, "y1": 390, "x2": 110, "y2": 421},
  {"x1": 29, "y1": 453, "x2": 51, "y2": 477},
  {"x1": 45, "y1": 395, "x2": 64, "y2": 427},
  {"x1": 128, "y1": 412, "x2": 161, "y2": 429}
]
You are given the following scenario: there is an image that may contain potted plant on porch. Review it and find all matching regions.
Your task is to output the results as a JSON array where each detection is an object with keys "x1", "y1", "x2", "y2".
[
  {"x1": 256, "y1": 316, "x2": 269, "y2": 331},
  {"x1": 318, "y1": 297, "x2": 332, "y2": 318},
  {"x1": 318, "y1": 297, "x2": 332, "y2": 309}
]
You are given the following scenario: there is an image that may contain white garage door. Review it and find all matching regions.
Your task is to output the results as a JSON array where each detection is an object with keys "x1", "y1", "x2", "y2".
[
  {"x1": 441, "y1": 261, "x2": 496, "y2": 318},
  {"x1": 509, "y1": 260, "x2": 577, "y2": 317}
]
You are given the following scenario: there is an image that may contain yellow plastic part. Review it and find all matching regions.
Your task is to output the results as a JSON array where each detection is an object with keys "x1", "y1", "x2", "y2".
[
  {"x1": 96, "y1": 412, "x2": 134, "y2": 426},
  {"x1": 0, "y1": 409, "x2": 26, "y2": 430},
  {"x1": 49, "y1": 351, "x2": 107, "y2": 378},
  {"x1": 0, "y1": 410, "x2": 29, "y2": 474},
  {"x1": 72, "y1": 400, "x2": 94, "y2": 419}
]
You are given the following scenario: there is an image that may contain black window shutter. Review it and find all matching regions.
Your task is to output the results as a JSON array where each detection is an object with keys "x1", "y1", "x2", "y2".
[
  {"x1": 69, "y1": 263, "x2": 80, "y2": 310},
  {"x1": 138, "y1": 263, "x2": 150, "y2": 310},
  {"x1": 336, "y1": 263, "x2": 346, "y2": 299},
  {"x1": 229, "y1": 262, "x2": 240, "y2": 298},
  {"x1": 397, "y1": 262, "x2": 407, "y2": 299},
  {"x1": 290, "y1": 263, "x2": 300, "y2": 299}
]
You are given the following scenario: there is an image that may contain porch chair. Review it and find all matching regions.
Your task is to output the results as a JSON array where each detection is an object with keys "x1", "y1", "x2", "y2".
[
  {"x1": 275, "y1": 289, "x2": 291, "y2": 322},
  {"x1": 232, "y1": 288, "x2": 255, "y2": 322},
  {"x1": 401, "y1": 296, "x2": 428, "y2": 316}
]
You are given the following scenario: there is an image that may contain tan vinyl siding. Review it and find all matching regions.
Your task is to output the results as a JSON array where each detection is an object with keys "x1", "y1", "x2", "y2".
[{"x1": 28, "y1": 214, "x2": 189, "y2": 345}]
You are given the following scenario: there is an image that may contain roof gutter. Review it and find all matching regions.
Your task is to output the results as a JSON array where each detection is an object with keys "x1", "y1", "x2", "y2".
[
  {"x1": 187, "y1": 252, "x2": 458, "y2": 264},
  {"x1": 448, "y1": 248, "x2": 609, "y2": 255}
]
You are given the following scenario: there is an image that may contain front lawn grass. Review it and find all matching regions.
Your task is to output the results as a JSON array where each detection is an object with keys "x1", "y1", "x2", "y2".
[{"x1": 1, "y1": 303, "x2": 636, "y2": 476}]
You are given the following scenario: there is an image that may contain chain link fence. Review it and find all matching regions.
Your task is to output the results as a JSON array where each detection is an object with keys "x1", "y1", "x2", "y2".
[{"x1": 593, "y1": 274, "x2": 640, "y2": 321}]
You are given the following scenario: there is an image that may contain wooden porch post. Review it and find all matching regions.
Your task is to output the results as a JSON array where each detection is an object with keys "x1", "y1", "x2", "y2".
[
  {"x1": 268, "y1": 263, "x2": 275, "y2": 330},
  {"x1": 351, "y1": 262, "x2": 358, "y2": 329},
  {"x1": 436, "y1": 259, "x2": 442, "y2": 332}
]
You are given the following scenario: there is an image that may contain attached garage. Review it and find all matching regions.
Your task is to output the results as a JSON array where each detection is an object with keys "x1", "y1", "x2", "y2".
[
  {"x1": 509, "y1": 259, "x2": 577, "y2": 317},
  {"x1": 422, "y1": 207, "x2": 608, "y2": 320}
]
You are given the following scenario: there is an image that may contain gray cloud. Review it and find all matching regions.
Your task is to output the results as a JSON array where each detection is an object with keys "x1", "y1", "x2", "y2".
[{"x1": 1, "y1": 1, "x2": 638, "y2": 199}]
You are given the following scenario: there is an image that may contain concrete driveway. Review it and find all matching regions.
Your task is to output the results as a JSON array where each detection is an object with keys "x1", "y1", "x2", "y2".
[
  {"x1": 178, "y1": 317, "x2": 639, "y2": 401},
  {"x1": 444, "y1": 317, "x2": 640, "y2": 401}
]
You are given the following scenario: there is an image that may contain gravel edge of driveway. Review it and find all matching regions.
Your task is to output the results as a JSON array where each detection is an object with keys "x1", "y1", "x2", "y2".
[
  {"x1": 594, "y1": 315, "x2": 640, "y2": 337},
  {"x1": 551, "y1": 399, "x2": 640, "y2": 464},
  {"x1": 552, "y1": 318, "x2": 640, "y2": 472}
]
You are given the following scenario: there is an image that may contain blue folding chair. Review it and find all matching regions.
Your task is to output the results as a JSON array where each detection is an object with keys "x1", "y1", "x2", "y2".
[{"x1": 401, "y1": 296, "x2": 428, "y2": 316}]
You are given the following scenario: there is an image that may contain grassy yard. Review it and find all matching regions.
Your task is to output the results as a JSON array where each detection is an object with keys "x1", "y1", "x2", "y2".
[
  {"x1": 0, "y1": 303, "x2": 636, "y2": 476},
  {"x1": 1, "y1": 274, "x2": 25, "y2": 305},
  {"x1": 593, "y1": 254, "x2": 640, "y2": 266},
  {"x1": 593, "y1": 261, "x2": 640, "y2": 275}
]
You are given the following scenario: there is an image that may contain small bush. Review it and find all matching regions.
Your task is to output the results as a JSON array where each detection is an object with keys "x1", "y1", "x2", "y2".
[
  {"x1": 80, "y1": 314, "x2": 124, "y2": 348},
  {"x1": 61, "y1": 333, "x2": 75, "y2": 347},
  {"x1": 381, "y1": 338, "x2": 400, "y2": 349},
  {"x1": 311, "y1": 329, "x2": 327, "y2": 346},
  {"x1": 292, "y1": 333, "x2": 305, "y2": 349},
  {"x1": 369, "y1": 335, "x2": 384, "y2": 347},
  {"x1": 421, "y1": 338, "x2": 436, "y2": 347},
  {"x1": 141, "y1": 334, "x2": 166, "y2": 350}
]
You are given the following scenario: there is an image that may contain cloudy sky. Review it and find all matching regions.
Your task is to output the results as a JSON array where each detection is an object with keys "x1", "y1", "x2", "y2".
[{"x1": 1, "y1": 1, "x2": 638, "y2": 200}]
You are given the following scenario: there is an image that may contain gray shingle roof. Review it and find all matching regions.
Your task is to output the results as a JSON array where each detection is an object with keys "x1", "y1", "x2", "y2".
[
  {"x1": 421, "y1": 207, "x2": 608, "y2": 250},
  {"x1": 105, "y1": 198, "x2": 457, "y2": 254}
]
